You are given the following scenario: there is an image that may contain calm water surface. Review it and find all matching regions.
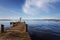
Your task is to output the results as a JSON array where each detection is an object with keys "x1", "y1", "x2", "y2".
[
  {"x1": 26, "y1": 21, "x2": 60, "y2": 40},
  {"x1": 0, "y1": 20, "x2": 60, "y2": 40}
]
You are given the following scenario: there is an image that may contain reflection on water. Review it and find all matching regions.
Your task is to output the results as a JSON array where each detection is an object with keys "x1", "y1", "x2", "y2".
[
  {"x1": 26, "y1": 21, "x2": 60, "y2": 40},
  {"x1": 0, "y1": 20, "x2": 60, "y2": 40}
]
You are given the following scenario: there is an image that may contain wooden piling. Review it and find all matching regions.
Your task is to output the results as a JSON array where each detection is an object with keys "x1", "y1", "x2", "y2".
[{"x1": 0, "y1": 24, "x2": 4, "y2": 33}]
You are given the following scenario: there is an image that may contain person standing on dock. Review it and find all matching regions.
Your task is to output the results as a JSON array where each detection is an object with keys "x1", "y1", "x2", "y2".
[
  {"x1": 20, "y1": 17, "x2": 21, "y2": 22},
  {"x1": 18, "y1": 17, "x2": 21, "y2": 22}
]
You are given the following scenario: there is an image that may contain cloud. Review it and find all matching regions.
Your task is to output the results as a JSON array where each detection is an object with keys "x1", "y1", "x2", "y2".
[{"x1": 23, "y1": 0, "x2": 60, "y2": 14}]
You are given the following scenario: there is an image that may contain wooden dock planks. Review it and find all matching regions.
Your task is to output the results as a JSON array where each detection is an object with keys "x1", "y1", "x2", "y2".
[{"x1": 0, "y1": 22, "x2": 31, "y2": 40}]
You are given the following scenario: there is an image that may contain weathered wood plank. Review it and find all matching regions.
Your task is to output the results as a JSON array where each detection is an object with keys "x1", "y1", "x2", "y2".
[{"x1": 0, "y1": 22, "x2": 31, "y2": 40}]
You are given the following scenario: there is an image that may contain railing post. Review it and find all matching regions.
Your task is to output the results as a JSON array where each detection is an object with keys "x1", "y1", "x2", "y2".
[
  {"x1": 0, "y1": 24, "x2": 4, "y2": 33},
  {"x1": 26, "y1": 24, "x2": 28, "y2": 32}
]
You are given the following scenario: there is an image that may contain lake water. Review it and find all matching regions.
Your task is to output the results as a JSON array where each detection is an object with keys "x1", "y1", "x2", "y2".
[{"x1": 0, "y1": 20, "x2": 60, "y2": 40}]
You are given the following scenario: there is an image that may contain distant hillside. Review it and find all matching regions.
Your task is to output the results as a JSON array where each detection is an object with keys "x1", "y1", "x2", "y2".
[
  {"x1": 0, "y1": 19, "x2": 11, "y2": 21},
  {"x1": 24, "y1": 19, "x2": 60, "y2": 22}
]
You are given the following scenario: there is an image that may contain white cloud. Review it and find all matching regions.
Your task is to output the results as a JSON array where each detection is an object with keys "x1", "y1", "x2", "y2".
[{"x1": 23, "y1": 0, "x2": 60, "y2": 14}]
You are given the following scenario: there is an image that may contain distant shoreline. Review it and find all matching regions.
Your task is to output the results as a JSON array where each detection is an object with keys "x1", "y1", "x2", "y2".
[
  {"x1": 24, "y1": 19, "x2": 60, "y2": 22},
  {"x1": 0, "y1": 19, "x2": 60, "y2": 22}
]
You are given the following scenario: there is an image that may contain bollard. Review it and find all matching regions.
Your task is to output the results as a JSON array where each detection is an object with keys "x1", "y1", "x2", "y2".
[
  {"x1": 26, "y1": 24, "x2": 28, "y2": 32},
  {"x1": 0, "y1": 24, "x2": 4, "y2": 33}
]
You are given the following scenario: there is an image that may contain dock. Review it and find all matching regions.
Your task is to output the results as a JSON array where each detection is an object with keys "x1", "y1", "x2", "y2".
[{"x1": 0, "y1": 22, "x2": 31, "y2": 40}]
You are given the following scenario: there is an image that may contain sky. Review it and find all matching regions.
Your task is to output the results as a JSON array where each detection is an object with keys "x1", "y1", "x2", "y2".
[{"x1": 0, "y1": 0, "x2": 60, "y2": 19}]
